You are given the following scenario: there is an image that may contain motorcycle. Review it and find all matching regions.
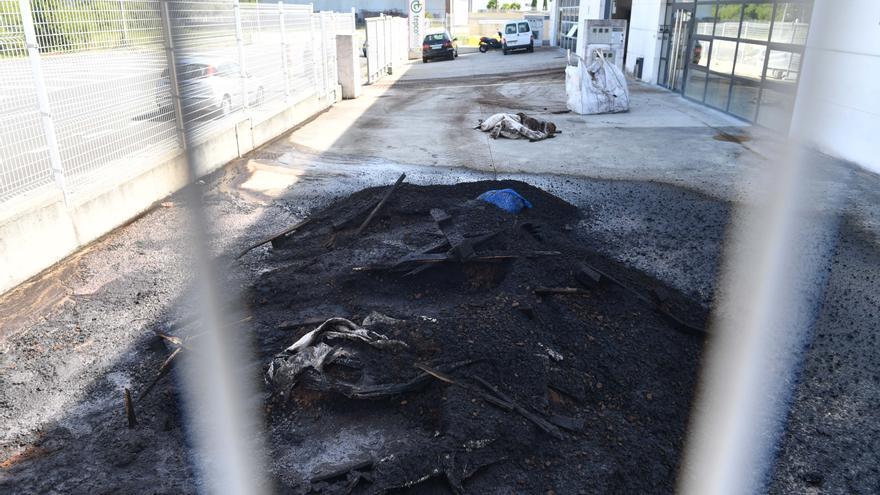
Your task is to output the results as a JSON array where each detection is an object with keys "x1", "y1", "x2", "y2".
[{"x1": 479, "y1": 32, "x2": 503, "y2": 53}]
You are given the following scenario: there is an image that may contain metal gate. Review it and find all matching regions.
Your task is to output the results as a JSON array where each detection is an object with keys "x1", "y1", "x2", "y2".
[{"x1": 365, "y1": 15, "x2": 408, "y2": 84}]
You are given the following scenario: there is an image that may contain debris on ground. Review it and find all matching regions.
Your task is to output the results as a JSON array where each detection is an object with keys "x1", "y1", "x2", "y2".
[
  {"x1": 247, "y1": 180, "x2": 706, "y2": 493},
  {"x1": 140, "y1": 180, "x2": 706, "y2": 494},
  {"x1": 566, "y1": 49, "x2": 630, "y2": 115},
  {"x1": 476, "y1": 189, "x2": 533, "y2": 214},
  {"x1": 475, "y1": 113, "x2": 558, "y2": 141}
]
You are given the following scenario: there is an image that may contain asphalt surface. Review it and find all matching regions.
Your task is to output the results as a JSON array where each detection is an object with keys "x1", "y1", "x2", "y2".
[{"x1": 1, "y1": 47, "x2": 879, "y2": 494}]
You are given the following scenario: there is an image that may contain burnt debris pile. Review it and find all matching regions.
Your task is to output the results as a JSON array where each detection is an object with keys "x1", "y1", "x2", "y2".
[{"x1": 235, "y1": 177, "x2": 708, "y2": 494}]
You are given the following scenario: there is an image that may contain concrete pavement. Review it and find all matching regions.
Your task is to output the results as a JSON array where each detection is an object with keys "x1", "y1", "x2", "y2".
[{"x1": 288, "y1": 47, "x2": 761, "y2": 201}]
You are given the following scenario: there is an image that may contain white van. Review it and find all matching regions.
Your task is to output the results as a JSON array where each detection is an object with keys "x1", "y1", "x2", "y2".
[{"x1": 501, "y1": 20, "x2": 534, "y2": 55}]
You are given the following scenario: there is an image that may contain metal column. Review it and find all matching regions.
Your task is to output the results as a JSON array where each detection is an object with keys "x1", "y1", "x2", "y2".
[{"x1": 18, "y1": 0, "x2": 69, "y2": 204}]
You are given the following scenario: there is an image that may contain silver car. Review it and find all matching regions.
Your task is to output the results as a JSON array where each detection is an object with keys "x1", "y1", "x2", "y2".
[{"x1": 156, "y1": 56, "x2": 265, "y2": 117}]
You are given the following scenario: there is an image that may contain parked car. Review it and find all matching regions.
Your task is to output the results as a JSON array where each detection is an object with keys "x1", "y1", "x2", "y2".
[
  {"x1": 501, "y1": 20, "x2": 534, "y2": 55},
  {"x1": 156, "y1": 56, "x2": 264, "y2": 117},
  {"x1": 422, "y1": 31, "x2": 458, "y2": 63}
]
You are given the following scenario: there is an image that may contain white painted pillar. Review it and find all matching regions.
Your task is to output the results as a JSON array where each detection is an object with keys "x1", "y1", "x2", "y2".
[
  {"x1": 624, "y1": 0, "x2": 666, "y2": 83},
  {"x1": 335, "y1": 34, "x2": 361, "y2": 99},
  {"x1": 575, "y1": 0, "x2": 604, "y2": 56}
]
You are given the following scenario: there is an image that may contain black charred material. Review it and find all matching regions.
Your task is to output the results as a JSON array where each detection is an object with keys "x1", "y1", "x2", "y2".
[
  {"x1": 248, "y1": 180, "x2": 708, "y2": 494},
  {"x1": 124, "y1": 388, "x2": 137, "y2": 428}
]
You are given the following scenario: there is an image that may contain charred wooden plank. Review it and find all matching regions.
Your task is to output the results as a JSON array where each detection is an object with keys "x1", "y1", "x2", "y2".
[
  {"x1": 331, "y1": 199, "x2": 380, "y2": 231},
  {"x1": 124, "y1": 388, "x2": 137, "y2": 428},
  {"x1": 355, "y1": 173, "x2": 406, "y2": 236},
  {"x1": 235, "y1": 217, "x2": 313, "y2": 259},
  {"x1": 534, "y1": 287, "x2": 590, "y2": 295},
  {"x1": 139, "y1": 347, "x2": 182, "y2": 402},
  {"x1": 472, "y1": 375, "x2": 563, "y2": 439}
]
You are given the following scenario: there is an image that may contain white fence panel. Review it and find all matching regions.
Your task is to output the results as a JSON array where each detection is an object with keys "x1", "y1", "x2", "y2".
[
  {"x1": 0, "y1": 0, "x2": 346, "y2": 205},
  {"x1": 364, "y1": 15, "x2": 409, "y2": 84},
  {"x1": 0, "y1": 0, "x2": 56, "y2": 202},
  {"x1": 321, "y1": 11, "x2": 337, "y2": 98}
]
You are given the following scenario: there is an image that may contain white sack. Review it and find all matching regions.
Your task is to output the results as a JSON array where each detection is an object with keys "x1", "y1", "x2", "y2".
[
  {"x1": 476, "y1": 113, "x2": 553, "y2": 141},
  {"x1": 566, "y1": 50, "x2": 630, "y2": 115}
]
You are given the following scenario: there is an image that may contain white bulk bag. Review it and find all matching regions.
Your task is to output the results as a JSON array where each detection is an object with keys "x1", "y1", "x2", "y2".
[{"x1": 566, "y1": 50, "x2": 630, "y2": 115}]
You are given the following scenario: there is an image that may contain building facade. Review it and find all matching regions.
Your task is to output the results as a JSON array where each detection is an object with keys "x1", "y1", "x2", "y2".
[
  {"x1": 549, "y1": 0, "x2": 880, "y2": 173},
  {"x1": 655, "y1": 1, "x2": 811, "y2": 132},
  {"x1": 553, "y1": 0, "x2": 812, "y2": 132}
]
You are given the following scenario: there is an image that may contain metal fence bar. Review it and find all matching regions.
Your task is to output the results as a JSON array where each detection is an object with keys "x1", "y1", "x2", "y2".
[
  {"x1": 118, "y1": 0, "x2": 130, "y2": 45},
  {"x1": 278, "y1": 1, "x2": 289, "y2": 101},
  {"x1": 233, "y1": 0, "x2": 248, "y2": 111},
  {"x1": 319, "y1": 12, "x2": 329, "y2": 97},
  {"x1": 159, "y1": 0, "x2": 187, "y2": 150},
  {"x1": 18, "y1": 0, "x2": 68, "y2": 203}
]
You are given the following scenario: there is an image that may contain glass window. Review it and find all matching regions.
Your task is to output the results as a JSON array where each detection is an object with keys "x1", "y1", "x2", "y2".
[
  {"x1": 734, "y1": 42, "x2": 766, "y2": 80},
  {"x1": 685, "y1": 68, "x2": 708, "y2": 101},
  {"x1": 505, "y1": 24, "x2": 517, "y2": 34},
  {"x1": 715, "y1": 4, "x2": 742, "y2": 38},
  {"x1": 705, "y1": 73, "x2": 731, "y2": 110},
  {"x1": 729, "y1": 80, "x2": 760, "y2": 120},
  {"x1": 757, "y1": 85, "x2": 796, "y2": 132},
  {"x1": 695, "y1": 4, "x2": 716, "y2": 36},
  {"x1": 771, "y1": 3, "x2": 812, "y2": 45},
  {"x1": 765, "y1": 50, "x2": 801, "y2": 84},
  {"x1": 740, "y1": 3, "x2": 772, "y2": 41},
  {"x1": 518, "y1": 22, "x2": 530, "y2": 33},
  {"x1": 709, "y1": 39, "x2": 737, "y2": 75},
  {"x1": 692, "y1": 39, "x2": 711, "y2": 68}
]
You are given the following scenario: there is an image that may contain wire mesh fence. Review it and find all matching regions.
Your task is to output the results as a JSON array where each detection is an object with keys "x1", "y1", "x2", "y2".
[
  {"x1": 0, "y1": 1, "x2": 55, "y2": 201},
  {"x1": 0, "y1": 0, "x2": 353, "y2": 204}
]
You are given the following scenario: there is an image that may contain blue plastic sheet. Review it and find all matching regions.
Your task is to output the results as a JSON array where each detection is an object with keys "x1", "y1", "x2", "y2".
[{"x1": 476, "y1": 189, "x2": 533, "y2": 214}]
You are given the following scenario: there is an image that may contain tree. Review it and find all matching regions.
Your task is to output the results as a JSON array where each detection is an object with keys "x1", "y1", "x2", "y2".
[
  {"x1": 501, "y1": 3, "x2": 511, "y2": 10},
  {"x1": 487, "y1": 0, "x2": 498, "y2": 9},
  {"x1": 543, "y1": 0, "x2": 548, "y2": 10},
  {"x1": 743, "y1": 4, "x2": 773, "y2": 20},
  {"x1": 510, "y1": 2, "x2": 521, "y2": 9},
  {"x1": 531, "y1": 0, "x2": 537, "y2": 9},
  {"x1": 717, "y1": 5, "x2": 742, "y2": 20}
]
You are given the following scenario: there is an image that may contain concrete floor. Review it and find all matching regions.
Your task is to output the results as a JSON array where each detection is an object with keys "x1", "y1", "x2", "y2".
[
  {"x1": 2, "y1": 46, "x2": 880, "y2": 494},
  {"x1": 293, "y1": 47, "x2": 757, "y2": 199}
]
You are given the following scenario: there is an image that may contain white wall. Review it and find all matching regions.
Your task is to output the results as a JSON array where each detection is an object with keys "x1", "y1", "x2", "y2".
[
  {"x1": 790, "y1": 0, "x2": 880, "y2": 173},
  {"x1": 575, "y1": 0, "x2": 604, "y2": 56},
  {"x1": 623, "y1": 0, "x2": 664, "y2": 83},
  {"x1": 471, "y1": 0, "x2": 490, "y2": 11}
]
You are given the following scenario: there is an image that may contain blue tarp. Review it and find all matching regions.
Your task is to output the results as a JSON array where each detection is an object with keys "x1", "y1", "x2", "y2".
[{"x1": 476, "y1": 189, "x2": 533, "y2": 214}]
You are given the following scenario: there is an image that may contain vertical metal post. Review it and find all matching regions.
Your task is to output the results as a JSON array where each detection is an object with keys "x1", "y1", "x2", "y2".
[
  {"x1": 159, "y1": 0, "x2": 187, "y2": 150},
  {"x1": 118, "y1": 0, "x2": 129, "y2": 46},
  {"x1": 278, "y1": 1, "x2": 290, "y2": 101},
  {"x1": 233, "y1": 0, "x2": 249, "y2": 111},
  {"x1": 19, "y1": 0, "x2": 69, "y2": 204},
  {"x1": 320, "y1": 12, "x2": 329, "y2": 98},
  {"x1": 308, "y1": 4, "x2": 320, "y2": 97}
]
